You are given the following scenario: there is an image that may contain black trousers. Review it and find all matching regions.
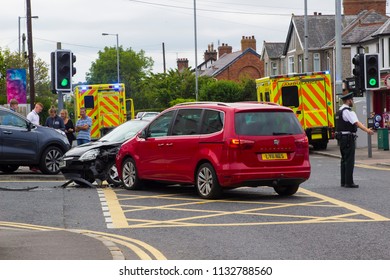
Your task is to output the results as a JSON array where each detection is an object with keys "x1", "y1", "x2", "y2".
[{"x1": 339, "y1": 135, "x2": 356, "y2": 186}]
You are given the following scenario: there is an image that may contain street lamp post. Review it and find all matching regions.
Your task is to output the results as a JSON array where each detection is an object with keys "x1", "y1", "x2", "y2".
[
  {"x1": 102, "y1": 33, "x2": 120, "y2": 83},
  {"x1": 18, "y1": 15, "x2": 38, "y2": 55}
]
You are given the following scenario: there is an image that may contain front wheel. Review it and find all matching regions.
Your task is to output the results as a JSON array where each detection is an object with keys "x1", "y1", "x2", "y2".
[
  {"x1": 107, "y1": 162, "x2": 121, "y2": 186},
  {"x1": 196, "y1": 163, "x2": 222, "y2": 199},
  {"x1": 121, "y1": 158, "x2": 143, "y2": 190},
  {"x1": 273, "y1": 184, "x2": 299, "y2": 196},
  {"x1": 39, "y1": 146, "x2": 64, "y2": 174}
]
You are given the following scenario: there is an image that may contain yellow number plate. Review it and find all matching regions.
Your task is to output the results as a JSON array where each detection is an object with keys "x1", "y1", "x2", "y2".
[{"x1": 261, "y1": 153, "x2": 288, "y2": 160}]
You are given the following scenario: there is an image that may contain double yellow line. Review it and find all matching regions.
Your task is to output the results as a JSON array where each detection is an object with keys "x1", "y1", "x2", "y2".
[{"x1": 0, "y1": 221, "x2": 166, "y2": 260}]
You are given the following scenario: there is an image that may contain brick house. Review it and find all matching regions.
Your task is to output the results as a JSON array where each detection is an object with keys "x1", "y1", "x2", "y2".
[{"x1": 199, "y1": 36, "x2": 264, "y2": 81}]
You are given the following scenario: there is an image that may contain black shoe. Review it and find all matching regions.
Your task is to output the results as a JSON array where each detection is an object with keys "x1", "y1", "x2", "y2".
[
  {"x1": 344, "y1": 184, "x2": 359, "y2": 188},
  {"x1": 341, "y1": 184, "x2": 345, "y2": 188}
]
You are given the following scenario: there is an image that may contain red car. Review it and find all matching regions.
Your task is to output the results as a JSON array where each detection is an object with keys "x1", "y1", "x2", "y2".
[{"x1": 116, "y1": 102, "x2": 311, "y2": 199}]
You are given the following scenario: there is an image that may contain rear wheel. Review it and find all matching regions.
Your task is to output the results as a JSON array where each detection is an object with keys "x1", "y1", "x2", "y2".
[
  {"x1": 121, "y1": 158, "x2": 143, "y2": 190},
  {"x1": 0, "y1": 165, "x2": 19, "y2": 173},
  {"x1": 196, "y1": 163, "x2": 222, "y2": 199},
  {"x1": 39, "y1": 146, "x2": 64, "y2": 174},
  {"x1": 273, "y1": 184, "x2": 299, "y2": 196},
  {"x1": 312, "y1": 142, "x2": 327, "y2": 150}
]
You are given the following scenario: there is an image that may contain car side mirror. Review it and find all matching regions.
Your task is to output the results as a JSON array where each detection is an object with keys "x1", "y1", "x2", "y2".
[
  {"x1": 27, "y1": 121, "x2": 33, "y2": 131},
  {"x1": 139, "y1": 129, "x2": 147, "y2": 139}
]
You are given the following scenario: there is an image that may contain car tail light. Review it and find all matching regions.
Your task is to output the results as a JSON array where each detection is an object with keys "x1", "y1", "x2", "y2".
[
  {"x1": 295, "y1": 136, "x2": 309, "y2": 149},
  {"x1": 228, "y1": 138, "x2": 255, "y2": 149}
]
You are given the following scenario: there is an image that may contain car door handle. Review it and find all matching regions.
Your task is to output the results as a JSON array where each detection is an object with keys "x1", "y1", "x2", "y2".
[
  {"x1": 165, "y1": 143, "x2": 173, "y2": 146},
  {"x1": 157, "y1": 143, "x2": 165, "y2": 147},
  {"x1": 3, "y1": 130, "x2": 12, "y2": 134}
]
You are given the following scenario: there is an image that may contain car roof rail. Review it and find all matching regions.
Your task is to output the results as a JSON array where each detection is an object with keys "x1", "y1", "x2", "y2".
[
  {"x1": 235, "y1": 101, "x2": 280, "y2": 106},
  {"x1": 175, "y1": 101, "x2": 230, "y2": 107}
]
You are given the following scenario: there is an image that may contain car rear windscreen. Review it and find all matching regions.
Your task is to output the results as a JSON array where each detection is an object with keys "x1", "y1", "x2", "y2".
[{"x1": 235, "y1": 111, "x2": 304, "y2": 136}]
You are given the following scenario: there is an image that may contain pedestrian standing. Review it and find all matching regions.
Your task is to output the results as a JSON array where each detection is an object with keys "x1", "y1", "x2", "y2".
[
  {"x1": 26, "y1": 102, "x2": 44, "y2": 172},
  {"x1": 26, "y1": 102, "x2": 44, "y2": 126},
  {"x1": 60, "y1": 109, "x2": 76, "y2": 146},
  {"x1": 75, "y1": 107, "x2": 92, "y2": 145},
  {"x1": 335, "y1": 91, "x2": 374, "y2": 188},
  {"x1": 9, "y1": 99, "x2": 19, "y2": 111},
  {"x1": 44, "y1": 106, "x2": 65, "y2": 131}
]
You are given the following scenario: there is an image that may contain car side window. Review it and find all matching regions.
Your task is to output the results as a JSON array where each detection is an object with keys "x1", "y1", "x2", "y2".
[
  {"x1": 200, "y1": 109, "x2": 224, "y2": 134},
  {"x1": 0, "y1": 110, "x2": 26, "y2": 128},
  {"x1": 172, "y1": 109, "x2": 202, "y2": 136},
  {"x1": 147, "y1": 111, "x2": 174, "y2": 138}
]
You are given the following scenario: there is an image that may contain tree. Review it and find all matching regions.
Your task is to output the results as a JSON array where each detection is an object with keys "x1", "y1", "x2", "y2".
[{"x1": 86, "y1": 46, "x2": 153, "y2": 106}]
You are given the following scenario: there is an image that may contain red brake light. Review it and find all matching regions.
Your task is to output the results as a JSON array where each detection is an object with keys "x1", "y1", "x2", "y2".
[
  {"x1": 295, "y1": 136, "x2": 309, "y2": 149},
  {"x1": 228, "y1": 139, "x2": 255, "y2": 149}
]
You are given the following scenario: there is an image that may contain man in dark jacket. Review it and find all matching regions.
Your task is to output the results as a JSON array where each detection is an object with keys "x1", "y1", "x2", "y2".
[{"x1": 44, "y1": 106, "x2": 65, "y2": 131}]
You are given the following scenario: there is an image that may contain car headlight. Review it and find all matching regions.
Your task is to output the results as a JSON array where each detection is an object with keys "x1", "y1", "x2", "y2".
[
  {"x1": 55, "y1": 129, "x2": 66, "y2": 137},
  {"x1": 79, "y1": 149, "x2": 100, "y2": 161}
]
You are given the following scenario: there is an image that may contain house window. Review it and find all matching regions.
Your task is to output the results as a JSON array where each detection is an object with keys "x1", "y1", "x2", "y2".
[
  {"x1": 313, "y1": 53, "x2": 320, "y2": 71},
  {"x1": 271, "y1": 62, "x2": 277, "y2": 75},
  {"x1": 288, "y1": 56, "x2": 294, "y2": 73},
  {"x1": 388, "y1": 38, "x2": 390, "y2": 67},
  {"x1": 298, "y1": 55, "x2": 303, "y2": 73}
]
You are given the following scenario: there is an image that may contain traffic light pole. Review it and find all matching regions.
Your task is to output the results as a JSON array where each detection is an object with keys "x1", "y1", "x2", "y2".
[{"x1": 366, "y1": 90, "x2": 372, "y2": 158}]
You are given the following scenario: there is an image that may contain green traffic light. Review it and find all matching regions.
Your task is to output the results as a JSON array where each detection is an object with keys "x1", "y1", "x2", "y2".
[
  {"x1": 61, "y1": 78, "x2": 69, "y2": 87},
  {"x1": 369, "y1": 78, "x2": 377, "y2": 86}
]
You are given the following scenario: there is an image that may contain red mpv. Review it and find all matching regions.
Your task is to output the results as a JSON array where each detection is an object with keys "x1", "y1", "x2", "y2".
[{"x1": 116, "y1": 102, "x2": 311, "y2": 199}]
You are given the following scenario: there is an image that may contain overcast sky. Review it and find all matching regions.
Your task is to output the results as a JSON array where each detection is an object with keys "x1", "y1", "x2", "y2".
[{"x1": 1, "y1": 0, "x2": 384, "y2": 84}]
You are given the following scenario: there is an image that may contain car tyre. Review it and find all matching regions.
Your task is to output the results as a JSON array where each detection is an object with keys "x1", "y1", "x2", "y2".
[
  {"x1": 273, "y1": 184, "x2": 299, "y2": 196},
  {"x1": 196, "y1": 163, "x2": 222, "y2": 199},
  {"x1": 0, "y1": 164, "x2": 19, "y2": 173},
  {"x1": 121, "y1": 158, "x2": 143, "y2": 190},
  {"x1": 107, "y1": 162, "x2": 121, "y2": 186},
  {"x1": 39, "y1": 146, "x2": 64, "y2": 175}
]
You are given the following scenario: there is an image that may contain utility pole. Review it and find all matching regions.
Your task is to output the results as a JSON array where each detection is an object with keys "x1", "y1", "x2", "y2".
[
  {"x1": 162, "y1": 42, "x2": 166, "y2": 73},
  {"x1": 26, "y1": 0, "x2": 35, "y2": 109},
  {"x1": 304, "y1": 0, "x2": 308, "y2": 72},
  {"x1": 193, "y1": 0, "x2": 199, "y2": 101},
  {"x1": 335, "y1": 0, "x2": 343, "y2": 97}
]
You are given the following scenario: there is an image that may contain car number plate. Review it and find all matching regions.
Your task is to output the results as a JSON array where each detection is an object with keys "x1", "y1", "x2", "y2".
[{"x1": 261, "y1": 153, "x2": 288, "y2": 160}]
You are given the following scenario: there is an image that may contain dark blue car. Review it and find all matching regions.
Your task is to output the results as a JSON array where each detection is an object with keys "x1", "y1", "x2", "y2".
[{"x1": 0, "y1": 106, "x2": 71, "y2": 174}]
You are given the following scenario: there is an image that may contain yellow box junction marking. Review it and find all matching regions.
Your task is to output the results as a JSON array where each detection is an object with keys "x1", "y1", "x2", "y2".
[{"x1": 102, "y1": 188, "x2": 389, "y2": 229}]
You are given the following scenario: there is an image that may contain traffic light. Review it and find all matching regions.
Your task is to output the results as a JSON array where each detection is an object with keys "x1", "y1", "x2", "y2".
[
  {"x1": 71, "y1": 53, "x2": 77, "y2": 77},
  {"x1": 352, "y1": 53, "x2": 365, "y2": 91},
  {"x1": 364, "y1": 53, "x2": 380, "y2": 90},
  {"x1": 55, "y1": 50, "x2": 72, "y2": 91}
]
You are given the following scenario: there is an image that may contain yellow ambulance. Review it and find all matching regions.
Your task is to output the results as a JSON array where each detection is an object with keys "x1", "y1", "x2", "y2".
[
  {"x1": 256, "y1": 71, "x2": 335, "y2": 150},
  {"x1": 74, "y1": 83, "x2": 134, "y2": 139}
]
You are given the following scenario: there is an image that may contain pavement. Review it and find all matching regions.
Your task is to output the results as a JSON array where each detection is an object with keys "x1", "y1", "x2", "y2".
[
  {"x1": 312, "y1": 131, "x2": 390, "y2": 167},
  {"x1": 1, "y1": 131, "x2": 389, "y2": 260}
]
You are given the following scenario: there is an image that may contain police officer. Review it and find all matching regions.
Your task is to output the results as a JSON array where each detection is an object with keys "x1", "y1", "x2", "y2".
[{"x1": 336, "y1": 91, "x2": 374, "y2": 188}]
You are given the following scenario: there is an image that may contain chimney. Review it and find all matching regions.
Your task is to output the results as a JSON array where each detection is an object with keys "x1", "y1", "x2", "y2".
[
  {"x1": 218, "y1": 43, "x2": 232, "y2": 58},
  {"x1": 177, "y1": 58, "x2": 189, "y2": 72},
  {"x1": 204, "y1": 43, "x2": 217, "y2": 62},
  {"x1": 241, "y1": 35, "x2": 256, "y2": 51},
  {"x1": 343, "y1": 0, "x2": 386, "y2": 16}
]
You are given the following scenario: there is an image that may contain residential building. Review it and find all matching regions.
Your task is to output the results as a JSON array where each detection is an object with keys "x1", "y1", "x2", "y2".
[
  {"x1": 200, "y1": 36, "x2": 264, "y2": 81},
  {"x1": 261, "y1": 0, "x2": 390, "y2": 126}
]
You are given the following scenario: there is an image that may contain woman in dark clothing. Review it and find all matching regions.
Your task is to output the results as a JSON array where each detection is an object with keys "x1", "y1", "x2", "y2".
[{"x1": 60, "y1": 109, "x2": 76, "y2": 146}]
